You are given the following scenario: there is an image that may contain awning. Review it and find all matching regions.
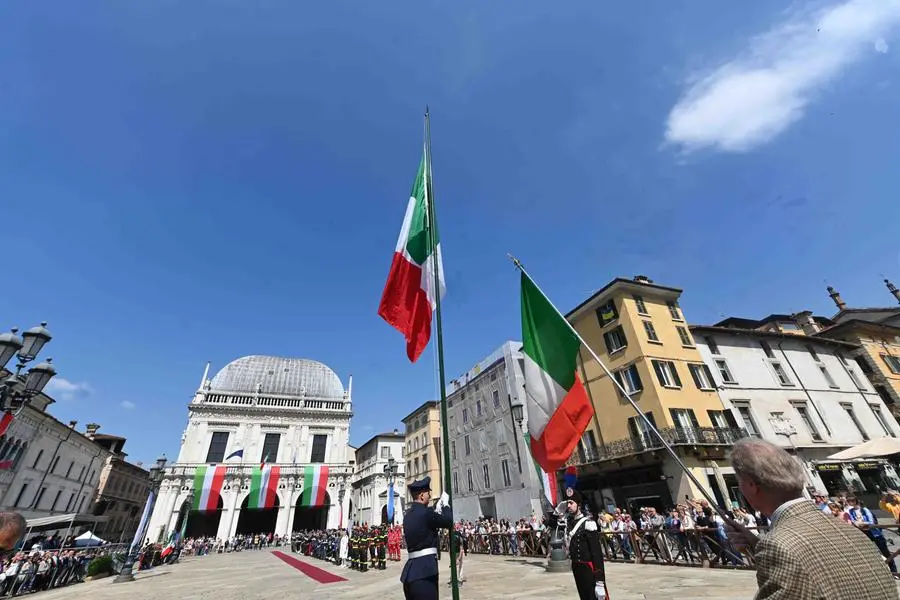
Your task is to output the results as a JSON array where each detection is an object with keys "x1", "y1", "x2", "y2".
[
  {"x1": 828, "y1": 437, "x2": 900, "y2": 460},
  {"x1": 24, "y1": 513, "x2": 108, "y2": 533}
]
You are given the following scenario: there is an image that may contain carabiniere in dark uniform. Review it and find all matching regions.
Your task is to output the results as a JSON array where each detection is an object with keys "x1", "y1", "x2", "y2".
[
  {"x1": 400, "y1": 476, "x2": 453, "y2": 600},
  {"x1": 561, "y1": 487, "x2": 608, "y2": 600}
]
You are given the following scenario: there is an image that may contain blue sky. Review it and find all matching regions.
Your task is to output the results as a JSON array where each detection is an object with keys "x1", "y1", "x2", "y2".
[{"x1": 2, "y1": 0, "x2": 900, "y2": 466}]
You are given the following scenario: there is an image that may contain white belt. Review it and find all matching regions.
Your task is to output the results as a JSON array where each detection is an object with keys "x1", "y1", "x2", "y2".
[{"x1": 407, "y1": 548, "x2": 437, "y2": 559}]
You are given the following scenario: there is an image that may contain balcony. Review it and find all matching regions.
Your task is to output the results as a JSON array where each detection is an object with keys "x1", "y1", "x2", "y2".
[
  {"x1": 568, "y1": 426, "x2": 747, "y2": 467},
  {"x1": 160, "y1": 462, "x2": 354, "y2": 482}
]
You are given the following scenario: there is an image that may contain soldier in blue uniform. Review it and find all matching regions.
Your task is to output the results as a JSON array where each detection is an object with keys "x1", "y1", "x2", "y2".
[{"x1": 400, "y1": 476, "x2": 452, "y2": 600}]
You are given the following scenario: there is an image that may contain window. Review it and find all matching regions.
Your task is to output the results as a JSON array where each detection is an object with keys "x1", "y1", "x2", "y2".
[
  {"x1": 492, "y1": 390, "x2": 500, "y2": 408},
  {"x1": 651, "y1": 360, "x2": 682, "y2": 388},
  {"x1": 706, "y1": 336, "x2": 721, "y2": 355},
  {"x1": 838, "y1": 352, "x2": 866, "y2": 389},
  {"x1": 670, "y1": 409, "x2": 700, "y2": 441},
  {"x1": 51, "y1": 489, "x2": 62, "y2": 511},
  {"x1": 65, "y1": 461, "x2": 74, "y2": 479},
  {"x1": 32, "y1": 449, "x2": 44, "y2": 469},
  {"x1": 451, "y1": 441, "x2": 457, "y2": 460},
  {"x1": 819, "y1": 365, "x2": 838, "y2": 388},
  {"x1": 482, "y1": 464, "x2": 491, "y2": 488},
  {"x1": 462, "y1": 408, "x2": 468, "y2": 424},
  {"x1": 843, "y1": 405, "x2": 869, "y2": 441},
  {"x1": 496, "y1": 421, "x2": 506, "y2": 445},
  {"x1": 676, "y1": 326, "x2": 693, "y2": 347},
  {"x1": 423, "y1": 454, "x2": 428, "y2": 471},
  {"x1": 453, "y1": 471, "x2": 459, "y2": 494},
  {"x1": 476, "y1": 400, "x2": 483, "y2": 417},
  {"x1": 413, "y1": 458, "x2": 420, "y2": 474},
  {"x1": 688, "y1": 364, "x2": 715, "y2": 390},
  {"x1": 806, "y1": 344, "x2": 820, "y2": 362},
  {"x1": 501, "y1": 460, "x2": 512, "y2": 487},
  {"x1": 34, "y1": 487, "x2": 47, "y2": 509},
  {"x1": 883, "y1": 354, "x2": 900, "y2": 375},
  {"x1": 205, "y1": 432, "x2": 229, "y2": 463},
  {"x1": 603, "y1": 326, "x2": 627, "y2": 354},
  {"x1": 490, "y1": 370, "x2": 497, "y2": 381},
  {"x1": 780, "y1": 321, "x2": 800, "y2": 331},
  {"x1": 760, "y1": 341, "x2": 774, "y2": 358},
  {"x1": 627, "y1": 412, "x2": 658, "y2": 450},
  {"x1": 50, "y1": 455, "x2": 60, "y2": 474},
  {"x1": 633, "y1": 295, "x2": 648, "y2": 315},
  {"x1": 771, "y1": 361, "x2": 793, "y2": 386},
  {"x1": 261, "y1": 432, "x2": 280, "y2": 463},
  {"x1": 464, "y1": 435, "x2": 471, "y2": 456},
  {"x1": 310, "y1": 434, "x2": 327, "y2": 463},
  {"x1": 870, "y1": 404, "x2": 894, "y2": 437},
  {"x1": 78, "y1": 496, "x2": 86, "y2": 512},
  {"x1": 667, "y1": 301, "x2": 682, "y2": 320},
  {"x1": 795, "y1": 404, "x2": 822, "y2": 441},
  {"x1": 735, "y1": 405, "x2": 760, "y2": 437},
  {"x1": 596, "y1": 300, "x2": 618, "y2": 326},
  {"x1": 14, "y1": 484, "x2": 28, "y2": 507},
  {"x1": 467, "y1": 468, "x2": 474, "y2": 492},
  {"x1": 380, "y1": 446, "x2": 392, "y2": 459},
  {"x1": 643, "y1": 321, "x2": 659, "y2": 342},
  {"x1": 79, "y1": 465, "x2": 85, "y2": 480},
  {"x1": 581, "y1": 430, "x2": 598, "y2": 459},
  {"x1": 715, "y1": 359, "x2": 737, "y2": 384},
  {"x1": 613, "y1": 364, "x2": 643, "y2": 397},
  {"x1": 66, "y1": 492, "x2": 75, "y2": 512},
  {"x1": 708, "y1": 410, "x2": 736, "y2": 430}
]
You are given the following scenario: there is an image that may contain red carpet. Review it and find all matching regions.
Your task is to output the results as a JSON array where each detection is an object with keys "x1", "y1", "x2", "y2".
[{"x1": 271, "y1": 551, "x2": 347, "y2": 583}]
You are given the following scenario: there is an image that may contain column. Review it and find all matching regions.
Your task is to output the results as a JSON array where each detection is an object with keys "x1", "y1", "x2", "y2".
[{"x1": 275, "y1": 488, "x2": 290, "y2": 535}]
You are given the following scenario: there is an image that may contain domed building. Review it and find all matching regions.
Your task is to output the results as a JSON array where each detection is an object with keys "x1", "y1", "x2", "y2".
[{"x1": 146, "y1": 356, "x2": 355, "y2": 542}]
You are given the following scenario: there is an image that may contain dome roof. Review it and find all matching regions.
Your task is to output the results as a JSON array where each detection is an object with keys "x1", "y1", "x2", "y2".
[{"x1": 209, "y1": 356, "x2": 344, "y2": 399}]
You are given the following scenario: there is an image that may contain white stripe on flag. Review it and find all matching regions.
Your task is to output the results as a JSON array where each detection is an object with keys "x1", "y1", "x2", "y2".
[{"x1": 199, "y1": 468, "x2": 215, "y2": 510}]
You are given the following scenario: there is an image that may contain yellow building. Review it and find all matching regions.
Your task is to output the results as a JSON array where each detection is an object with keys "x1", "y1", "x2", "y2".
[
  {"x1": 565, "y1": 275, "x2": 741, "y2": 512},
  {"x1": 401, "y1": 401, "x2": 442, "y2": 502}
]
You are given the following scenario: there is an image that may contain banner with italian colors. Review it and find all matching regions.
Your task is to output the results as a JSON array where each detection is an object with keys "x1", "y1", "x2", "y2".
[
  {"x1": 301, "y1": 465, "x2": 329, "y2": 507},
  {"x1": 192, "y1": 465, "x2": 226, "y2": 511},
  {"x1": 248, "y1": 464, "x2": 280, "y2": 509}
]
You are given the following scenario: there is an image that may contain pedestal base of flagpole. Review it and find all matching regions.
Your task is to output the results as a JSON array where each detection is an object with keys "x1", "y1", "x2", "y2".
[
  {"x1": 546, "y1": 555, "x2": 570, "y2": 573},
  {"x1": 113, "y1": 565, "x2": 136, "y2": 583}
]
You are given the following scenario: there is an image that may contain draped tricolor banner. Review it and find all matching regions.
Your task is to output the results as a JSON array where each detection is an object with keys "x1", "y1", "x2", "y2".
[
  {"x1": 192, "y1": 465, "x2": 227, "y2": 511},
  {"x1": 301, "y1": 465, "x2": 329, "y2": 507},
  {"x1": 248, "y1": 464, "x2": 280, "y2": 509}
]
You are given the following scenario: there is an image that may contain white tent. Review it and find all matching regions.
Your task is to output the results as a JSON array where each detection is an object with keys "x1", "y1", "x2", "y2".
[
  {"x1": 828, "y1": 437, "x2": 900, "y2": 460},
  {"x1": 74, "y1": 530, "x2": 107, "y2": 547}
]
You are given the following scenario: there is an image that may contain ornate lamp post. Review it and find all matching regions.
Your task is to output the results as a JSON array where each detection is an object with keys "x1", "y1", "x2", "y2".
[
  {"x1": 0, "y1": 323, "x2": 57, "y2": 413},
  {"x1": 115, "y1": 455, "x2": 168, "y2": 583},
  {"x1": 383, "y1": 457, "x2": 398, "y2": 524}
]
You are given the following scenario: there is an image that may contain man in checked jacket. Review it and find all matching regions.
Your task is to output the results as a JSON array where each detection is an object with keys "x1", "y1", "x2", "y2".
[{"x1": 730, "y1": 438, "x2": 898, "y2": 600}]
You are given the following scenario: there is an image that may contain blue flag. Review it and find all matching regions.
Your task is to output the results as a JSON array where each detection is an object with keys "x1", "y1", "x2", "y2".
[
  {"x1": 225, "y1": 448, "x2": 244, "y2": 461},
  {"x1": 387, "y1": 483, "x2": 394, "y2": 522}
]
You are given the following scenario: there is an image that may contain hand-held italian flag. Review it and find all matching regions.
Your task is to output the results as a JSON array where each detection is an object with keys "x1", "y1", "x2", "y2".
[
  {"x1": 192, "y1": 465, "x2": 227, "y2": 511},
  {"x1": 248, "y1": 465, "x2": 280, "y2": 509},
  {"x1": 378, "y1": 150, "x2": 446, "y2": 363},
  {"x1": 520, "y1": 270, "x2": 594, "y2": 473},
  {"x1": 302, "y1": 465, "x2": 329, "y2": 507}
]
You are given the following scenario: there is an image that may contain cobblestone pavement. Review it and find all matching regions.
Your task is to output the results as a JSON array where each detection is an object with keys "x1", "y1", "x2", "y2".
[{"x1": 35, "y1": 550, "x2": 761, "y2": 599}]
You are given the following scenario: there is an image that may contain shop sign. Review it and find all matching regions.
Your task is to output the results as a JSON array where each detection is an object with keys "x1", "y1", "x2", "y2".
[
  {"x1": 816, "y1": 463, "x2": 843, "y2": 472},
  {"x1": 855, "y1": 462, "x2": 882, "y2": 471}
]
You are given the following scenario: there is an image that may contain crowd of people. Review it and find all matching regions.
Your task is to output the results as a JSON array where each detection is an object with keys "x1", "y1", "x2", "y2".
[
  {"x1": 0, "y1": 547, "x2": 104, "y2": 596},
  {"x1": 290, "y1": 525, "x2": 404, "y2": 571}
]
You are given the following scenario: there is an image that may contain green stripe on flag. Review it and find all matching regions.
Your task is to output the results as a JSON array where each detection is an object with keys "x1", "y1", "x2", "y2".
[
  {"x1": 303, "y1": 466, "x2": 314, "y2": 506},
  {"x1": 192, "y1": 466, "x2": 206, "y2": 511},
  {"x1": 248, "y1": 467, "x2": 262, "y2": 509},
  {"x1": 521, "y1": 271, "x2": 579, "y2": 390}
]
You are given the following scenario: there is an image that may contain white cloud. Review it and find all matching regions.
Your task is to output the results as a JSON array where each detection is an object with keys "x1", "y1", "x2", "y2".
[
  {"x1": 120, "y1": 400, "x2": 136, "y2": 410},
  {"x1": 875, "y1": 37, "x2": 889, "y2": 53},
  {"x1": 44, "y1": 377, "x2": 93, "y2": 401},
  {"x1": 665, "y1": 0, "x2": 900, "y2": 152}
]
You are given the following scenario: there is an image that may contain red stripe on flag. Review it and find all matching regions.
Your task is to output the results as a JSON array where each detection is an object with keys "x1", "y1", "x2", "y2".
[
  {"x1": 265, "y1": 466, "x2": 280, "y2": 508},
  {"x1": 529, "y1": 374, "x2": 593, "y2": 473},
  {"x1": 207, "y1": 466, "x2": 227, "y2": 511},
  {"x1": 0, "y1": 411, "x2": 13, "y2": 437},
  {"x1": 316, "y1": 466, "x2": 329, "y2": 506},
  {"x1": 378, "y1": 253, "x2": 433, "y2": 363}
]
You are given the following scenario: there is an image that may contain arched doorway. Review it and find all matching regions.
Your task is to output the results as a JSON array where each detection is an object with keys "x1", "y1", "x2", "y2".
[
  {"x1": 177, "y1": 496, "x2": 224, "y2": 539},
  {"x1": 381, "y1": 504, "x2": 389, "y2": 525},
  {"x1": 293, "y1": 491, "x2": 330, "y2": 531},
  {"x1": 236, "y1": 493, "x2": 280, "y2": 535}
]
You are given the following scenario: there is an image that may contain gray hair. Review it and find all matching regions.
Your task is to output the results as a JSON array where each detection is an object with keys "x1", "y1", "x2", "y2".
[
  {"x1": 0, "y1": 512, "x2": 26, "y2": 536},
  {"x1": 730, "y1": 438, "x2": 805, "y2": 496}
]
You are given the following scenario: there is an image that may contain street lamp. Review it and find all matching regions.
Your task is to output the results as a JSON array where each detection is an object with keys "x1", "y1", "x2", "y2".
[
  {"x1": 115, "y1": 454, "x2": 168, "y2": 583},
  {"x1": 0, "y1": 323, "x2": 56, "y2": 413},
  {"x1": 383, "y1": 457, "x2": 398, "y2": 524}
]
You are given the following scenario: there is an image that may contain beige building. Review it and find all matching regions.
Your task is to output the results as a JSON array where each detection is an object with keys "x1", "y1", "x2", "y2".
[
  {"x1": 402, "y1": 401, "x2": 442, "y2": 502},
  {"x1": 89, "y1": 429, "x2": 150, "y2": 543}
]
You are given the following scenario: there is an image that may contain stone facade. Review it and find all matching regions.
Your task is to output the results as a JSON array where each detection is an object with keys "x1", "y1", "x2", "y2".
[{"x1": 350, "y1": 432, "x2": 405, "y2": 526}]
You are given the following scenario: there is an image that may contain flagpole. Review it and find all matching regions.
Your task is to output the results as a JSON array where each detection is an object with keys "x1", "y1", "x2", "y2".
[
  {"x1": 508, "y1": 254, "x2": 735, "y2": 523},
  {"x1": 424, "y1": 107, "x2": 460, "y2": 600}
]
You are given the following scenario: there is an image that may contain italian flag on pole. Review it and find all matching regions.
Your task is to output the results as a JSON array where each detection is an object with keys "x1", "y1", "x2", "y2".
[
  {"x1": 192, "y1": 465, "x2": 227, "y2": 511},
  {"x1": 248, "y1": 465, "x2": 280, "y2": 509},
  {"x1": 520, "y1": 271, "x2": 594, "y2": 474},
  {"x1": 302, "y1": 465, "x2": 329, "y2": 507},
  {"x1": 378, "y1": 151, "x2": 445, "y2": 363}
]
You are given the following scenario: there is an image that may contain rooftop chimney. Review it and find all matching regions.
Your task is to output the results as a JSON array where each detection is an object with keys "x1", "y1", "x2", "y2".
[
  {"x1": 633, "y1": 275, "x2": 653, "y2": 284},
  {"x1": 886, "y1": 279, "x2": 900, "y2": 305},
  {"x1": 793, "y1": 311, "x2": 820, "y2": 335},
  {"x1": 68, "y1": 420, "x2": 78, "y2": 429},
  {"x1": 393, "y1": 428, "x2": 399, "y2": 435},
  {"x1": 827, "y1": 286, "x2": 847, "y2": 311},
  {"x1": 85, "y1": 423, "x2": 100, "y2": 439}
]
